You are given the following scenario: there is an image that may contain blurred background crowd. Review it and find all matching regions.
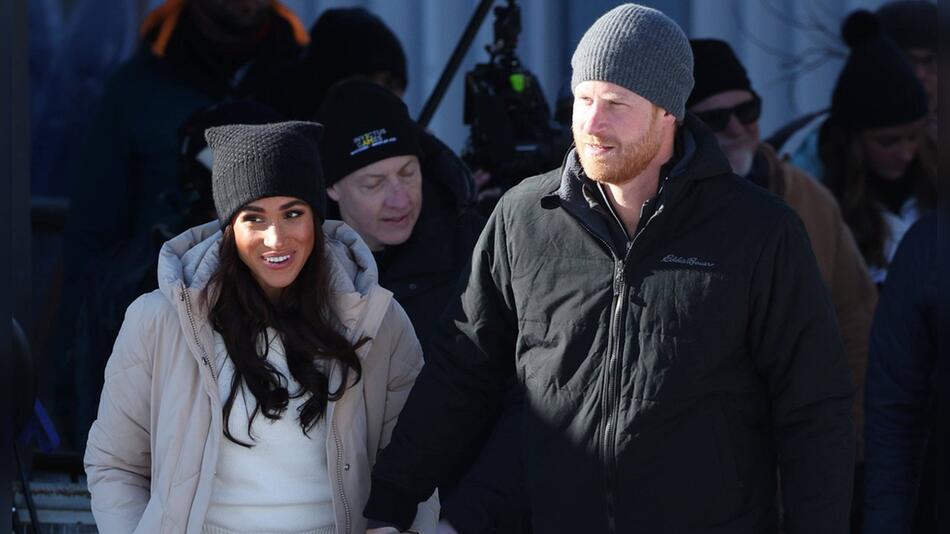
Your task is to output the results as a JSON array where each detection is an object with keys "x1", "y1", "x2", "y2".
[{"x1": 9, "y1": 0, "x2": 944, "y2": 532}]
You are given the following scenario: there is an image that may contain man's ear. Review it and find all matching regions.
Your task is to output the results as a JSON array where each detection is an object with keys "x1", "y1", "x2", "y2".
[{"x1": 326, "y1": 184, "x2": 341, "y2": 202}]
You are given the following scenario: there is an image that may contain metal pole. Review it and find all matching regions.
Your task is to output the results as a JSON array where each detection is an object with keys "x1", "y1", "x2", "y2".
[
  {"x1": 417, "y1": 0, "x2": 495, "y2": 128},
  {"x1": 15, "y1": 442, "x2": 43, "y2": 532}
]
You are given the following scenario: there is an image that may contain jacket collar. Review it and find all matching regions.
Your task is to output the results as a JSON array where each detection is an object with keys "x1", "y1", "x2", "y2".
[
  {"x1": 378, "y1": 208, "x2": 458, "y2": 284},
  {"x1": 549, "y1": 112, "x2": 729, "y2": 208},
  {"x1": 542, "y1": 113, "x2": 729, "y2": 255},
  {"x1": 418, "y1": 128, "x2": 477, "y2": 209},
  {"x1": 756, "y1": 143, "x2": 787, "y2": 196},
  {"x1": 156, "y1": 219, "x2": 393, "y2": 388}
]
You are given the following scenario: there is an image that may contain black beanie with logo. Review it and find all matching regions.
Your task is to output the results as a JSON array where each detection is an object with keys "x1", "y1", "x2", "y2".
[{"x1": 315, "y1": 80, "x2": 421, "y2": 186}]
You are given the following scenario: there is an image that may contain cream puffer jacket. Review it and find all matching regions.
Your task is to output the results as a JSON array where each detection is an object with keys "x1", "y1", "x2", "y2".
[{"x1": 85, "y1": 220, "x2": 439, "y2": 534}]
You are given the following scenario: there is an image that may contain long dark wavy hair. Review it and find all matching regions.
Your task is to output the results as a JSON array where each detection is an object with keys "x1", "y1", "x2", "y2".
[
  {"x1": 203, "y1": 217, "x2": 364, "y2": 446},
  {"x1": 819, "y1": 120, "x2": 937, "y2": 268}
]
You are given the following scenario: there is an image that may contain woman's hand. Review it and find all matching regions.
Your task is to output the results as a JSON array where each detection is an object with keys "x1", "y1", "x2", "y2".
[{"x1": 436, "y1": 519, "x2": 460, "y2": 534}]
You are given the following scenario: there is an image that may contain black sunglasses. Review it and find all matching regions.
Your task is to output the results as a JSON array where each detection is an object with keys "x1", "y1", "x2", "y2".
[{"x1": 694, "y1": 96, "x2": 761, "y2": 132}]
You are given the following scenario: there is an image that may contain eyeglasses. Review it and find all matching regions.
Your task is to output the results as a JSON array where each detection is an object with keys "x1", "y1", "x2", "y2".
[{"x1": 693, "y1": 96, "x2": 761, "y2": 132}]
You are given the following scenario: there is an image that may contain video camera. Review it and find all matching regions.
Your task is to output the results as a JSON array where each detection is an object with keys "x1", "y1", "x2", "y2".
[{"x1": 462, "y1": 0, "x2": 571, "y2": 205}]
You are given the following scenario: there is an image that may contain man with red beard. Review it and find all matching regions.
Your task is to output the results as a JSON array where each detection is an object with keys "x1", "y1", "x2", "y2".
[{"x1": 365, "y1": 4, "x2": 855, "y2": 534}]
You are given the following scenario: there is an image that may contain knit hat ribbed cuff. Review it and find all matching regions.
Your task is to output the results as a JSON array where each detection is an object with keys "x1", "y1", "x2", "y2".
[
  {"x1": 205, "y1": 121, "x2": 327, "y2": 226},
  {"x1": 571, "y1": 4, "x2": 694, "y2": 120}
]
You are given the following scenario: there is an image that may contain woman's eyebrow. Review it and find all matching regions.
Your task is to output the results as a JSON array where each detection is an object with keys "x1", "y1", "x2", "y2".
[{"x1": 280, "y1": 200, "x2": 307, "y2": 210}]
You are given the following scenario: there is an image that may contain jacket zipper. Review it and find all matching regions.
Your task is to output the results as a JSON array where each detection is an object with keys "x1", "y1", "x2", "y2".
[
  {"x1": 332, "y1": 419, "x2": 352, "y2": 534},
  {"x1": 180, "y1": 282, "x2": 217, "y2": 384},
  {"x1": 564, "y1": 214, "x2": 625, "y2": 534},
  {"x1": 602, "y1": 259, "x2": 626, "y2": 534},
  {"x1": 595, "y1": 198, "x2": 665, "y2": 534}
]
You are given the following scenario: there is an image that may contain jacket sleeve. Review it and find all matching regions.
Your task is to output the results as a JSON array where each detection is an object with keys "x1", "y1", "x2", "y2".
[
  {"x1": 863, "y1": 219, "x2": 935, "y2": 534},
  {"x1": 747, "y1": 210, "x2": 855, "y2": 534},
  {"x1": 828, "y1": 209, "x2": 877, "y2": 462},
  {"x1": 364, "y1": 201, "x2": 519, "y2": 531},
  {"x1": 84, "y1": 295, "x2": 155, "y2": 533},
  {"x1": 374, "y1": 299, "x2": 441, "y2": 534},
  {"x1": 439, "y1": 205, "x2": 524, "y2": 534},
  {"x1": 440, "y1": 381, "x2": 527, "y2": 534}
]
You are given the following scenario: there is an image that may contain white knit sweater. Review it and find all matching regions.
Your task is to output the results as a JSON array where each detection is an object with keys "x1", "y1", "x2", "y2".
[{"x1": 203, "y1": 329, "x2": 336, "y2": 534}]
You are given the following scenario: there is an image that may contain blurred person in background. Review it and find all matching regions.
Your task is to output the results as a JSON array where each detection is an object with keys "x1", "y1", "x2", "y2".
[
  {"x1": 770, "y1": 10, "x2": 936, "y2": 285},
  {"x1": 275, "y1": 7, "x2": 408, "y2": 120},
  {"x1": 876, "y1": 1, "x2": 938, "y2": 140},
  {"x1": 863, "y1": 7, "x2": 946, "y2": 531},
  {"x1": 285, "y1": 8, "x2": 480, "y2": 236},
  {"x1": 687, "y1": 41, "x2": 876, "y2": 513},
  {"x1": 55, "y1": 0, "x2": 307, "y2": 449},
  {"x1": 318, "y1": 80, "x2": 529, "y2": 534},
  {"x1": 69, "y1": 101, "x2": 283, "y2": 451},
  {"x1": 864, "y1": 213, "x2": 948, "y2": 534},
  {"x1": 316, "y1": 81, "x2": 484, "y2": 349}
]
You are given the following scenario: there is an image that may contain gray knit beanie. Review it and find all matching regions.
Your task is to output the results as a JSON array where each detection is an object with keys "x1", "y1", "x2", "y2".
[
  {"x1": 205, "y1": 121, "x2": 327, "y2": 226},
  {"x1": 571, "y1": 3, "x2": 694, "y2": 120}
]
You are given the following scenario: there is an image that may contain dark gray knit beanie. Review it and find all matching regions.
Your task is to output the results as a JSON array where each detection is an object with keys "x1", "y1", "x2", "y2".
[
  {"x1": 571, "y1": 3, "x2": 693, "y2": 120},
  {"x1": 205, "y1": 121, "x2": 327, "y2": 226}
]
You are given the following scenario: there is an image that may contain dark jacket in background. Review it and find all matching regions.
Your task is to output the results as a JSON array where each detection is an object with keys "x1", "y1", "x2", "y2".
[
  {"x1": 365, "y1": 115, "x2": 855, "y2": 534},
  {"x1": 366, "y1": 130, "x2": 530, "y2": 534},
  {"x1": 864, "y1": 213, "x2": 949, "y2": 533},
  {"x1": 377, "y1": 129, "x2": 482, "y2": 353}
]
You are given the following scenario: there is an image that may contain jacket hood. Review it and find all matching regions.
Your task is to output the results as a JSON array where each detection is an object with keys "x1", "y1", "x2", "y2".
[
  {"x1": 417, "y1": 128, "x2": 477, "y2": 211},
  {"x1": 673, "y1": 112, "x2": 734, "y2": 181},
  {"x1": 157, "y1": 219, "x2": 384, "y2": 334}
]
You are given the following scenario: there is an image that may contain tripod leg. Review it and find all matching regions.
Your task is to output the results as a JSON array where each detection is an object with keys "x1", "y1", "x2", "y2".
[{"x1": 13, "y1": 442, "x2": 42, "y2": 532}]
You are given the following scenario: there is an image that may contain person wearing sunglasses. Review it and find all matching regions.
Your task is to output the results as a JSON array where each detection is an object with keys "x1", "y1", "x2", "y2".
[{"x1": 688, "y1": 39, "x2": 877, "y2": 483}]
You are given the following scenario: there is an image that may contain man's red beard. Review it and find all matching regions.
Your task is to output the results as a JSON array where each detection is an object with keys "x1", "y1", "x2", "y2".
[{"x1": 574, "y1": 109, "x2": 662, "y2": 185}]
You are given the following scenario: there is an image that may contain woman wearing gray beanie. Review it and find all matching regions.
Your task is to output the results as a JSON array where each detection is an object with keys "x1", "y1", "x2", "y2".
[{"x1": 84, "y1": 121, "x2": 438, "y2": 534}]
